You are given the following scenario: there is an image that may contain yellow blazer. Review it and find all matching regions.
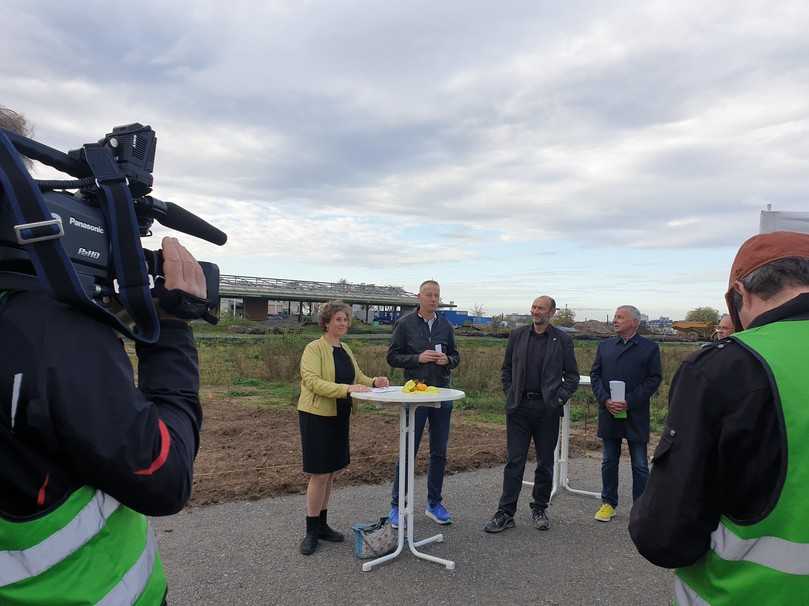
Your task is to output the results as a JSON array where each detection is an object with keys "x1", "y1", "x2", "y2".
[{"x1": 297, "y1": 336, "x2": 375, "y2": 417}]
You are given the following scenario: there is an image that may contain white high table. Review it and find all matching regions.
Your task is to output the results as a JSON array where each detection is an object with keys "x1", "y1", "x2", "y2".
[
  {"x1": 522, "y1": 375, "x2": 601, "y2": 502},
  {"x1": 351, "y1": 387, "x2": 466, "y2": 572}
]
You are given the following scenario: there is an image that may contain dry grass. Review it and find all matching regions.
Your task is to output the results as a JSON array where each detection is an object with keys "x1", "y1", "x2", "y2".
[{"x1": 195, "y1": 334, "x2": 700, "y2": 431}]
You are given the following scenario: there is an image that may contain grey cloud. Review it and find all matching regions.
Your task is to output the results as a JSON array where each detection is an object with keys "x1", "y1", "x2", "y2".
[
  {"x1": 639, "y1": 145, "x2": 746, "y2": 179},
  {"x1": 4, "y1": 0, "x2": 809, "y2": 263}
]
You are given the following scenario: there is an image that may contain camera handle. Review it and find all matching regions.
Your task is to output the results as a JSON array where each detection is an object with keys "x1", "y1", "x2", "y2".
[{"x1": 143, "y1": 249, "x2": 220, "y2": 325}]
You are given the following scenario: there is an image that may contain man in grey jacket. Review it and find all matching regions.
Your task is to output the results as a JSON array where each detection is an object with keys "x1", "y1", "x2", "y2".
[{"x1": 485, "y1": 296, "x2": 580, "y2": 533}]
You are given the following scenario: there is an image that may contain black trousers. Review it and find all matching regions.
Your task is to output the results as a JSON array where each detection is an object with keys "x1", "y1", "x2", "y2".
[{"x1": 497, "y1": 400, "x2": 561, "y2": 515}]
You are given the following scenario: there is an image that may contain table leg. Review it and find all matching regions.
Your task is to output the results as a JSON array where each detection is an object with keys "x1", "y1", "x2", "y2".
[
  {"x1": 362, "y1": 404, "x2": 408, "y2": 572},
  {"x1": 559, "y1": 402, "x2": 600, "y2": 499},
  {"x1": 526, "y1": 401, "x2": 600, "y2": 504},
  {"x1": 550, "y1": 417, "x2": 561, "y2": 500},
  {"x1": 405, "y1": 404, "x2": 455, "y2": 570}
]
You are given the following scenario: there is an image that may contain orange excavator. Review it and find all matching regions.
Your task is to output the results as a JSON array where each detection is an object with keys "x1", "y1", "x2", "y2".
[{"x1": 671, "y1": 321, "x2": 717, "y2": 341}]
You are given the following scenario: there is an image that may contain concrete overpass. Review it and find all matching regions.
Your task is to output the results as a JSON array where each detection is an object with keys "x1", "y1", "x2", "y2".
[{"x1": 219, "y1": 274, "x2": 453, "y2": 321}]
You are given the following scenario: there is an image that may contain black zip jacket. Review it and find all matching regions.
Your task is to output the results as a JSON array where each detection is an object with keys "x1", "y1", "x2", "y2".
[
  {"x1": 629, "y1": 292, "x2": 809, "y2": 568},
  {"x1": 386, "y1": 311, "x2": 460, "y2": 388},
  {"x1": 0, "y1": 291, "x2": 202, "y2": 520}
]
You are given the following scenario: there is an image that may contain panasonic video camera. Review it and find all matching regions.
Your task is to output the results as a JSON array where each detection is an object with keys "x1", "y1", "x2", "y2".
[{"x1": 0, "y1": 123, "x2": 226, "y2": 330}]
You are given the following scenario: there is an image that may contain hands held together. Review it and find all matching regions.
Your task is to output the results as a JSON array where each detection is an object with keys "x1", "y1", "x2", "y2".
[
  {"x1": 418, "y1": 350, "x2": 449, "y2": 366},
  {"x1": 605, "y1": 399, "x2": 628, "y2": 415}
]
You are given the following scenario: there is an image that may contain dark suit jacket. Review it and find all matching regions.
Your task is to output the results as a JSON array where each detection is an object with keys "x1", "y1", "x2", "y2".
[
  {"x1": 501, "y1": 324, "x2": 580, "y2": 414},
  {"x1": 590, "y1": 334, "x2": 662, "y2": 442}
]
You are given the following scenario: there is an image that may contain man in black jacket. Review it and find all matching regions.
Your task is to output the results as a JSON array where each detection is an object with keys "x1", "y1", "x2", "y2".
[
  {"x1": 0, "y1": 107, "x2": 204, "y2": 605},
  {"x1": 590, "y1": 305, "x2": 662, "y2": 523},
  {"x1": 0, "y1": 237, "x2": 204, "y2": 516},
  {"x1": 630, "y1": 232, "x2": 809, "y2": 604},
  {"x1": 484, "y1": 296, "x2": 579, "y2": 533},
  {"x1": 387, "y1": 279, "x2": 460, "y2": 527}
]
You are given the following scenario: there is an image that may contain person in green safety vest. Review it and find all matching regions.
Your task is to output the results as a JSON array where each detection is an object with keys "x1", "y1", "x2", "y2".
[
  {"x1": 1, "y1": 107, "x2": 206, "y2": 606},
  {"x1": 629, "y1": 231, "x2": 809, "y2": 605}
]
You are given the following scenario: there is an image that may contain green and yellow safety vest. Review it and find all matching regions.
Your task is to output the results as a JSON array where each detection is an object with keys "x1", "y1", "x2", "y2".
[
  {"x1": 674, "y1": 319, "x2": 809, "y2": 605},
  {"x1": 0, "y1": 486, "x2": 167, "y2": 605}
]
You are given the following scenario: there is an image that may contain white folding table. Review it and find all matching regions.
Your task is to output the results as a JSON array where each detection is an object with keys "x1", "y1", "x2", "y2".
[
  {"x1": 522, "y1": 375, "x2": 601, "y2": 502},
  {"x1": 351, "y1": 387, "x2": 465, "y2": 572}
]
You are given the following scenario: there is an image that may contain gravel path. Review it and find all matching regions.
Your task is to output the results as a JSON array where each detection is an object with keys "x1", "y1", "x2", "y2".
[{"x1": 154, "y1": 458, "x2": 673, "y2": 605}]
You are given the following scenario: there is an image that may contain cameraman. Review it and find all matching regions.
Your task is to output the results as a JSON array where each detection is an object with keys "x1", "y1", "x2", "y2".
[{"x1": 0, "y1": 108, "x2": 204, "y2": 606}]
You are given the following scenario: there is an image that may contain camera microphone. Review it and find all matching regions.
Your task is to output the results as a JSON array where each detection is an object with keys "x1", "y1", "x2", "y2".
[{"x1": 138, "y1": 197, "x2": 227, "y2": 246}]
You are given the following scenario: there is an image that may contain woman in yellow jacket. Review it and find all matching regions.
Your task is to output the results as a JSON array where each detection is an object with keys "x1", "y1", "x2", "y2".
[{"x1": 297, "y1": 300, "x2": 390, "y2": 555}]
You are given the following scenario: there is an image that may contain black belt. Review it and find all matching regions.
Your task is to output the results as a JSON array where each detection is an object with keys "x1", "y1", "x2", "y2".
[{"x1": 524, "y1": 391, "x2": 543, "y2": 400}]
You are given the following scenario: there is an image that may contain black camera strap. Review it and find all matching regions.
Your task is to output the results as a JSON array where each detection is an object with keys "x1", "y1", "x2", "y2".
[
  {"x1": 83, "y1": 144, "x2": 160, "y2": 342},
  {"x1": 0, "y1": 131, "x2": 160, "y2": 343}
]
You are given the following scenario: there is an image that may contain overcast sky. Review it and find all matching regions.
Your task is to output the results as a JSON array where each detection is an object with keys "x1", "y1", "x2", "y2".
[{"x1": 3, "y1": 1, "x2": 808, "y2": 319}]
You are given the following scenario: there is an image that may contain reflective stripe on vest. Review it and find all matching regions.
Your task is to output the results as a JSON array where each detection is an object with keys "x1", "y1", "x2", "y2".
[
  {"x1": 675, "y1": 319, "x2": 809, "y2": 605},
  {"x1": 710, "y1": 521, "x2": 809, "y2": 575},
  {"x1": 674, "y1": 577, "x2": 710, "y2": 606},
  {"x1": 97, "y1": 528, "x2": 158, "y2": 606},
  {"x1": 0, "y1": 487, "x2": 165, "y2": 605},
  {"x1": 0, "y1": 490, "x2": 120, "y2": 586}
]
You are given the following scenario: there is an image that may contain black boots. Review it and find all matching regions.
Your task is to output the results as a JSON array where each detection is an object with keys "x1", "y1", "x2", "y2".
[
  {"x1": 318, "y1": 509, "x2": 344, "y2": 542},
  {"x1": 301, "y1": 510, "x2": 344, "y2": 555},
  {"x1": 300, "y1": 516, "x2": 320, "y2": 555}
]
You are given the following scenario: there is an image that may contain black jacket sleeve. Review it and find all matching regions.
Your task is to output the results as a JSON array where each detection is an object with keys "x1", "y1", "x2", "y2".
[
  {"x1": 590, "y1": 343, "x2": 609, "y2": 405},
  {"x1": 386, "y1": 319, "x2": 420, "y2": 369},
  {"x1": 557, "y1": 336, "x2": 580, "y2": 403},
  {"x1": 626, "y1": 343, "x2": 662, "y2": 411},
  {"x1": 501, "y1": 332, "x2": 516, "y2": 394},
  {"x1": 629, "y1": 361, "x2": 719, "y2": 567},
  {"x1": 445, "y1": 325, "x2": 460, "y2": 370},
  {"x1": 43, "y1": 315, "x2": 202, "y2": 516},
  {"x1": 629, "y1": 345, "x2": 776, "y2": 568}
]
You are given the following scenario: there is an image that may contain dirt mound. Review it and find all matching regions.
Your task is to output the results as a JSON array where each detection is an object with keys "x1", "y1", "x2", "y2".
[{"x1": 191, "y1": 399, "x2": 604, "y2": 507}]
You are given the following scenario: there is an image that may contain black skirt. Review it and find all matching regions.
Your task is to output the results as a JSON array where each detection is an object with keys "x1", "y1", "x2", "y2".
[
  {"x1": 299, "y1": 345, "x2": 355, "y2": 474},
  {"x1": 299, "y1": 402, "x2": 351, "y2": 474}
]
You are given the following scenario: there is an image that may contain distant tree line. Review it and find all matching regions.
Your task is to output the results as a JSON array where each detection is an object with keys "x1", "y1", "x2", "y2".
[{"x1": 685, "y1": 307, "x2": 720, "y2": 324}]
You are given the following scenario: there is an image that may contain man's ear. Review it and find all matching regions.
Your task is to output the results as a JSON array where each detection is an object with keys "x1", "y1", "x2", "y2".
[{"x1": 728, "y1": 280, "x2": 747, "y2": 331}]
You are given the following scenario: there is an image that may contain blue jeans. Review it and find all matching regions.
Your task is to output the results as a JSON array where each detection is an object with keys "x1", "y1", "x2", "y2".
[
  {"x1": 391, "y1": 401, "x2": 453, "y2": 507},
  {"x1": 601, "y1": 438, "x2": 648, "y2": 508}
]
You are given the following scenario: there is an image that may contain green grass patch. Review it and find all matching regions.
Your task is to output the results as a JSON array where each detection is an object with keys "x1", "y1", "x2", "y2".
[
  {"x1": 232, "y1": 377, "x2": 269, "y2": 388},
  {"x1": 456, "y1": 409, "x2": 506, "y2": 425}
]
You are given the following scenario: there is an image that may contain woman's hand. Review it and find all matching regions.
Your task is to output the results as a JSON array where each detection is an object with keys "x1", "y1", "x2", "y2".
[
  {"x1": 347, "y1": 384, "x2": 371, "y2": 393},
  {"x1": 373, "y1": 376, "x2": 390, "y2": 388}
]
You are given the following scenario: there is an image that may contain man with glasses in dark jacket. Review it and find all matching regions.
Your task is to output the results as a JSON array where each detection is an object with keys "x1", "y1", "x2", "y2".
[{"x1": 387, "y1": 279, "x2": 460, "y2": 527}]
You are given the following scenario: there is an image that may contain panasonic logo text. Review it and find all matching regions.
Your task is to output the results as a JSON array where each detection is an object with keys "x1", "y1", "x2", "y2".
[{"x1": 69, "y1": 216, "x2": 105, "y2": 234}]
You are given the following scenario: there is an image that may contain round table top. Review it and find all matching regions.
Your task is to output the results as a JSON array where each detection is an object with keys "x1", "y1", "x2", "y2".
[{"x1": 351, "y1": 387, "x2": 465, "y2": 405}]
